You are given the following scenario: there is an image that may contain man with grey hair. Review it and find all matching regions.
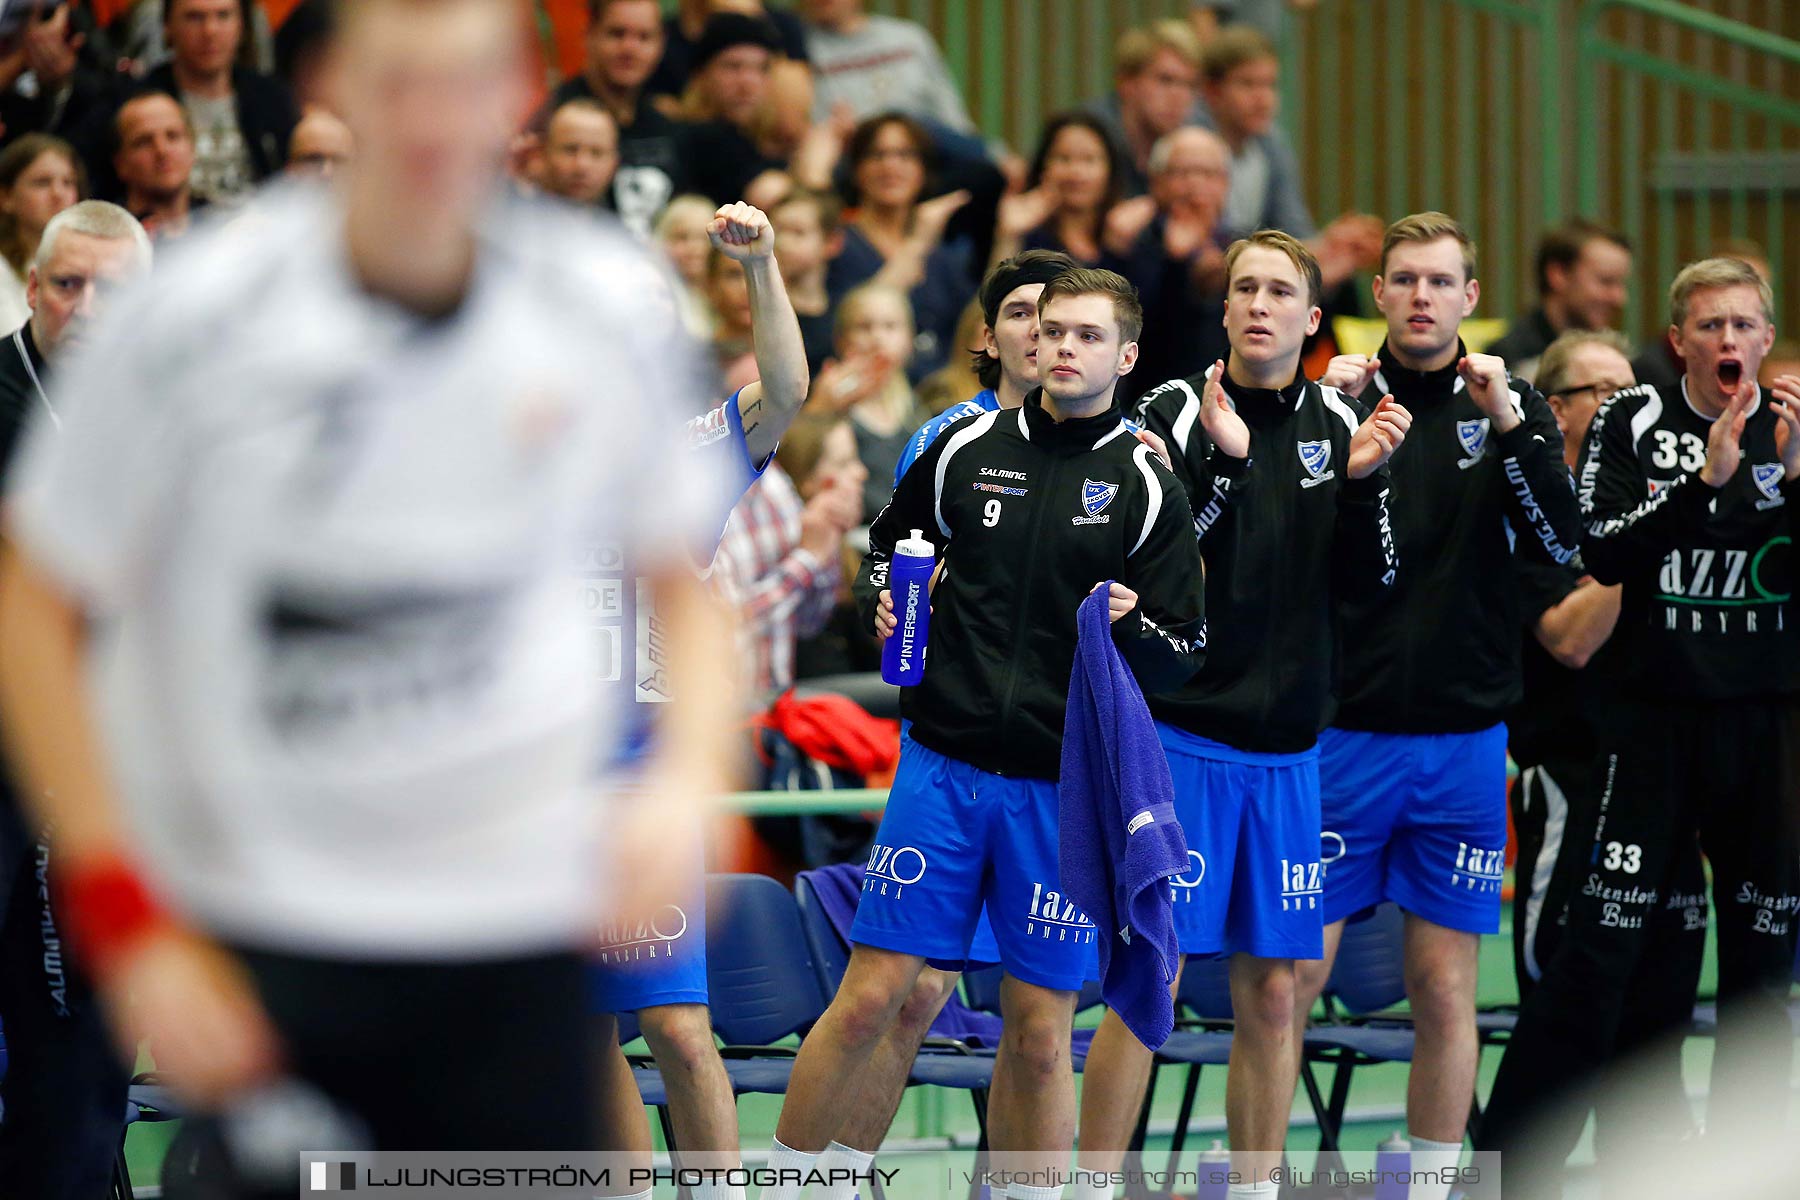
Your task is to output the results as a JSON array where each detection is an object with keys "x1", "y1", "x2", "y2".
[
  {"x1": 1107, "y1": 125, "x2": 1233, "y2": 400},
  {"x1": 0, "y1": 198, "x2": 150, "y2": 1200}
]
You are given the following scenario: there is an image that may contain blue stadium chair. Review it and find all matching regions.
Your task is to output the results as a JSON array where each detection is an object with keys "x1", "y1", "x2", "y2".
[
  {"x1": 704, "y1": 873, "x2": 832, "y2": 1099},
  {"x1": 0, "y1": 1018, "x2": 177, "y2": 1200},
  {"x1": 960, "y1": 965, "x2": 1104, "y2": 1061},
  {"x1": 1129, "y1": 955, "x2": 1237, "y2": 1180},
  {"x1": 111, "y1": 1074, "x2": 182, "y2": 1200},
  {"x1": 794, "y1": 873, "x2": 1000, "y2": 1146}
]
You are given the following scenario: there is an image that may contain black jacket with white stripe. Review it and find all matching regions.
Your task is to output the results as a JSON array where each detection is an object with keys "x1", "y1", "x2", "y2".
[
  {"x1": 1135, "y1": 368, "x2": 1396, "y2": 753},
  {"x1": 1332, "y1": 342, "x2": 1580, "y2": 733},
  {"x1": 1577, "y1": 379, "x2": 1800, "y2": 701},
  {"x1": 855, "y1": 387, "x2": 1208, "y2": 780}
]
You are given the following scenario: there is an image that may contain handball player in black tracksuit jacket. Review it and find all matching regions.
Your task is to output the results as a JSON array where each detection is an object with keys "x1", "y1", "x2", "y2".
[
  {"x1": 762, "y1": 269, "x2": 1207, "y2": 1185},
  {"x1": 1483, "y1": 257, "x2": 1800, "y2": 1190},
  {"x1": 1073, "y1": 230, "x2": 1409, "y2": 1192},
  {"x1": 1293, "y1": 214, "x2": 1582, "y2": 1174}
]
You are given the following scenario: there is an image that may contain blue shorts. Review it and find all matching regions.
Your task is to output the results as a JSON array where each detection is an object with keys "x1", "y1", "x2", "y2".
[
  {"x1": 589, "y1": 869, "x2": 709, "y2": 1012},
  {"x1": 1160, "y1": 723, "x2": 1324, "y2": 961},
  {"x1": 924, "y1": 910, "x2": 1001, "y2": 973},
  {"x1": 852, "y1": 734, "x2": 1096, "y2": 992},
  {"x1": 1316, "y1": 725, "x2": 1509, "y2": 935}
]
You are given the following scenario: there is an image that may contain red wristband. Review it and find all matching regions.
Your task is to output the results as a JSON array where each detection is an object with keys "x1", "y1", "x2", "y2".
[{"x1": 54, "y1": 854, "x2": 172, "y2": 980}]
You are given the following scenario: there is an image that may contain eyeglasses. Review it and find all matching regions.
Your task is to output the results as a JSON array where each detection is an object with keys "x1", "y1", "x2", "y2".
[{"x1": 1551, "y1": 380, "x2": 1628, "y2": 405}]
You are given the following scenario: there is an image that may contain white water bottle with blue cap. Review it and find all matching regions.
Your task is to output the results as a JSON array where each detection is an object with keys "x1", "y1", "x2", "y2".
[{"x1": 880, "y1": 529, "x2": 935, "y2": 686}]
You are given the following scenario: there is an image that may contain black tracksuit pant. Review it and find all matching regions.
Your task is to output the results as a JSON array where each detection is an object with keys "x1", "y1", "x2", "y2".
[
  {"x1": 0, "y1": 809, "x2": 131, "y2": 1200},
  {"x1": 1484, "y1": 698, "x2": 1800, "y2": 1195},
  {"x1": 1509, "y1": 751, "x2": 1709, "y2": 1158}
]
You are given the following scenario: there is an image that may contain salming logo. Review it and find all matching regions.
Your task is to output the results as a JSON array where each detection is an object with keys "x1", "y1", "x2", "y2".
[
  {"x1": 1373, "y1": 486, "x2": 1398, "y2": 587},
  {"x1": 1193, "y1": 474, "x2": 1236, "y2": 539},
  {"x1": 34, "y1": 841, "x2": 69, "y2": 1018},
  {"x1": 1504, "y1": 458, "x2": 1574, "y2": 564}
]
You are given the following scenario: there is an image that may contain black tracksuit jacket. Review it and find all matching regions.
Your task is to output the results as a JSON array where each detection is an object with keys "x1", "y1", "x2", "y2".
[
  {"x1": 1134, "y1": 368, "x2": 1397, "y2": 752},
  {"x1": 1578, "y1": 379, "x2": 1800, "y2": 700},
  {"x1": 854, "y1": 388, "x2": 1208, "y2": 779},
  {"x1": 1332, "y1": 342, "x2": 1582, "y2": 733}
]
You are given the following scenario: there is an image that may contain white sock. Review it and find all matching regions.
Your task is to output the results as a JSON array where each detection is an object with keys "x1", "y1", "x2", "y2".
[
  {"x1": 1406, "y1": 1134, "x2": 1462, "y2": 1200},
  {"x1": 762, "y1": 1138, "x2": 820, "y2": 1200},
  {"x1": 815, "y1": 1142, "x2": 874, "y2": 1200},
  {"x1": 1006, "y1": 1183, "x2": 1063, "y2": 1200},
  {"x1": 1227, "y1": 1182, "x2": 1278, "y2": 1200},
  {"x1": 602, "y1": 1191, "x2": 652, "y2": 1200},
  {"x1": 1068, "y1": 1172, "x2": 1114, "y2": 1200}
]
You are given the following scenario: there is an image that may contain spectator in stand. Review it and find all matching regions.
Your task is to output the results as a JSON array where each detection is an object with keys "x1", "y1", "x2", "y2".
[
  {"x1": 1488, "y1": 218, "x2": 1632, "y2": 383},
  {"x1": 0, "y1": 136, "x2": 83, "y2": 335},
  {"x1": 140, "y1": 0, "x2": 298, "y2": 208},
  {"x1": 285, "y1": 108, "x2": 354, "y2": 181},
  {"x1": 273, "y1": 0, "x2": 336, "y2": 110},
  {"x1": 674, "y1": 14, "x2": 790, "y2": 209},
  {"x1": 655, "y1": 193, "x2": 720, "y2": 337},
  {"x1": 781, "y1": 413, "x2": 883, "y2": 681},
  {"x1": 712, "y1": 412, "x2": 864, "y2": 698},
  {"x1": 991, "y1": 112, "x2": 1129, "y2": 273},
  {"x1": 915, "y1": 299, "x2": 985, "y2": 416},
  {"x1": 753, "y1": 59, "x2": 847, "y2": 197},
  {"x1": 1106, "y1": 126, "x2": 1232, "y2": 401},
  {"x1": 770, "y1": 185, "x2": 845, "y2": 378},
  {"x1": 1196, "y1": 25, "x2": 1380, "y2": 291},
  {"x1": 1194, "y1": 0, "x2": 1323, "y2": 43},
  {"x1": 826, "y1": 113, "x2": 975, "y2": 383},
  {"x1": 543, "y1": 0, "x2": 690, "y2": 239},
  {"x1": 1085, "y1": 20, "x2": 1205, "y2": 198},
  {"x1": 798, "y1": 0, "x2": 975, "y2": 135},
  {"x1": 112, "y1": 90, "x2": 200, "y2": 241},
  {"x1": 824, "y1": 282, "x2": 928, "y2": 519},
  {"x1": 535, "y1": 98, "x2": 621, "y2": 210},
  {"x1": 0, "y1": 4, "x2": 119, "y2": 156},
  {"x1": 647, "y1": 0, "x2": 809, "y2": 103}
]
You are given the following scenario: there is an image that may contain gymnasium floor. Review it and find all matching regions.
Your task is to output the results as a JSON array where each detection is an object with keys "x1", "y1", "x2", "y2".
[{"x1": 122, "y1": 906, "x2": 1780, "y2": 1197}]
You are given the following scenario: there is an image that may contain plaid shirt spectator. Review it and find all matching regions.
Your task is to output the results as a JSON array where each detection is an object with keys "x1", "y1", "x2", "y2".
[{"x1": 711, "y1": 466, "x2": 842, "y2": 695}]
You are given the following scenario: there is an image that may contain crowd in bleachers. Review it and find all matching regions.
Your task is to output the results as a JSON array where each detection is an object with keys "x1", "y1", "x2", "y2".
[
  {"x1": 1, "y1": 6, "x2": 1798, "y2": 1200},
  {"x1": 15, "y1": 1, "x2": 1793, "y2": 735}
]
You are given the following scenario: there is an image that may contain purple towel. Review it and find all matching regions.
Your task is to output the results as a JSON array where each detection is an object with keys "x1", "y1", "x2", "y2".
[
  {"x1": 1058, "y1": 583, "x2": 1189, "y2": 1050},
  {"x1": 798, "y1": 863, "x2": 1004, "y2": 1047}
]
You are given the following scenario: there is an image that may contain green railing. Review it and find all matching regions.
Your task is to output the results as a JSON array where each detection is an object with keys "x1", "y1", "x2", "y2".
[
  {"x1": 854, "y1": 1, "x2": 1798, "y2": 344},
  {"x1": 1284, "y1": 0, "x2": 1797, "y2": 337},
  {"x1": 724, "y1": 787, "x2": 887, "y2": 815},
  {"x1": 1574, "y1": 0, "x2": 1800, "y2": 336}
]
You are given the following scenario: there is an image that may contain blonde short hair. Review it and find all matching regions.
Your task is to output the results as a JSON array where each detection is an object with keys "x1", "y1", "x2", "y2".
[
  {"x1": 1115, "y1": 19, "x2": 1201, "y2": 78},
  {"x1": 1668, "y1": 256, "x2": 1774, "y2": 329},
  {"x1": 1380, "y1": 211, "x2": 1477, "y2": 283},
  {"x1": 1225, "y1": 229, "x2": 1322, "y2": 308}
]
